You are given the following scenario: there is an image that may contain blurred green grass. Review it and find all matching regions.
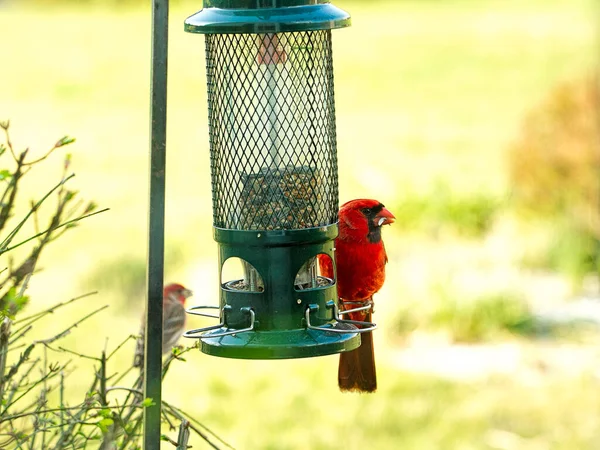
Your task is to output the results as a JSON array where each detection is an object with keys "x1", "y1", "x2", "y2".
[{"x1": 1, "y1": 0, "x2": 599, "y2": 448}]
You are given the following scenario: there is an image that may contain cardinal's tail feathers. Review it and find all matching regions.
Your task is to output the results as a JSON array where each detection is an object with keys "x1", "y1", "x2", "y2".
[{"x1": 338, "y1": 311, "x2": 377, "y2": 393}]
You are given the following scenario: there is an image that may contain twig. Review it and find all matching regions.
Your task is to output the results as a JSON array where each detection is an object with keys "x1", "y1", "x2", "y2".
[
  {"x1": 0, "y1": 151, "x2": 26, "y2": 235},
  {"x1": 59, "y1": 371, "x2": 64, "y2": 443},
  {"x1": 162, "y1": 408, "x2": 176, "y2": 431},
  {"x1": 165, "y1": 402, "x2": 234, "y2": 450},
  {"x1": 40, "y1": 346, "x2": 48, "y2": 450},
  {"x1": 162, "y1": 402, "x2": 222, "y2": 450},
  {"x1": 0, "y1": 317, "x2": 11, "y2": 405},
  {"x1": 22, "y1": 141, "x2": 65, "y2": 167},
  {"x1": 35, "y1": 304, "x2": 109, "y2": 345},
  {"x1": 1, "y1": 121, "x2": 18, "y2": 162},
  {"x1": 176, "y1": 420, "x2": 191, "y2": 450},
  {"x1": 161, "y1": 342, "x2": 199, "y2": 380},
  {"x1": 8, "y1": 324, "x2": 31, "y2": 346},
  {"x1": 13, "y1": 291, "x2": 97, "y2": 329},
  {"x1": 4, "y1": 357, "x2": 40, "y2": 408},
  {"x1": 1, "y1": 207, "x2": 109, "y2": 255},
  {"x1": 112, "y1": 365, "x2": 134, "y2": 385},
  {"x1": 107, "y1": 334, "x2": 138, "y2": 361},
  {"x1": 3, "y1": 344, "x2": 35, "y2": 387},
  {"x1": 0, "y1": 173, "x2": 75, "y2": 252},
  {"x1": 2, "y1": 368, "x2": 57, "y2": 414},
  {"x1": 45, "y1": 345, "x2": 100, "y2": 361},
  {"x1": 53, "y1": 371, "x2": 99, "y2": 449},
  {"x1": 3, "y1": 402, "x2": 146, "y2": 424}
]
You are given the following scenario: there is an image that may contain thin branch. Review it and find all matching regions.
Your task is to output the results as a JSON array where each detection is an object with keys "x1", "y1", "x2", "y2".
[
  {"x1": 13, "y1": 291, "x2": 97, "y2": 328},
  {"x1": 107, "y1": 334, "x2": 138, "y2": 361},
  {"x1": 161, "y1": 342, "x2": 199, "y2": 381},
  {"x1": 2, "y1": 368, "x2": 56, "y2": 414},
  {"x1": 4, "y1": 357, "x2": 40, "y2": 408},
  {"x1": 1, "y1": 121, "x2": 18, "y2": 162},
  {"x1": 0, "y1": 317, "x2": 11, "y2": 405},
  {"x1": 0, "y1": 207, "x2": 109, "y2": 255},
  {"x1": 0, "y1": 151, "x2": 26, "y2": 236},
  {"x1": 7, "y1": 325, "x2": 30, "y2": 346},
  {"x1": 164, "y1": 402, "x2": 234, "y2": 450},
  {"x1": 0, "y1": 173, "x2": 75, "y2": 252},
  {"x1": 3, "y1": 344, "x2": 35, "y2": 387},
  {"x1": 1, "y1": 403, "x2": 146, "y2": 424},
  {"x1": 35, "y1": 304, "x2": 109, "y2": 345},
  {"x1": 53, "y1": 369, "x2": 100, "y2": 449},
  {"x1": 41, "y1": 344, "x2": 100, "y2": 362},
  {"x1": 176, "y1": 420, "x2": 191, "y2": 450},
  {"x1": 162, "y1": 403, "x2": 221, "y2": 450},
  {"x1": 22, "y1": 144, "x2": 60, "y2": 167}
]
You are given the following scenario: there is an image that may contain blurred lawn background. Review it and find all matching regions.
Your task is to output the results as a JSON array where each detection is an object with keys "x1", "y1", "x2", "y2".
[{"x1": 1, "y1": 0, "x2": 599, "y2": 448}]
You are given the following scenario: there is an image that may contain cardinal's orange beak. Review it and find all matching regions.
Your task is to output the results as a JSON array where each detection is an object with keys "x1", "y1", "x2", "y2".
[{"x1": 375, "y1": 207, "x2": 395, "y2": 227}]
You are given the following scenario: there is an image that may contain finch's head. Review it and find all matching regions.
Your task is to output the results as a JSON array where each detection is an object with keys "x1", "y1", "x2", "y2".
[
  {"x1": 164, "y1": 283, "x2": 193, "y2": 305},
  {"x1": 339, "y1": 199, "x2": 395, "y2": 243}
]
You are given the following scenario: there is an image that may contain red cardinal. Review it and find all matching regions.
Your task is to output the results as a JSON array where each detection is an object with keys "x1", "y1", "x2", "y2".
[
  {"x1": 319, "y1": 199, "x2": 395, "y2": 392},
  {"x1": 133, "y1": 283, "x2": 193, "y2": 368}
]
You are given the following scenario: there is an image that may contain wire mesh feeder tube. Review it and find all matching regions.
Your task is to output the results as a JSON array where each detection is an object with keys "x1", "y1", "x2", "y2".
[
  {"x1": 185, "y1": 2, "x2": 358, "y2": 359},
  {"x1": 206, "y1": 31, "x2": 338, "y2": 232}
]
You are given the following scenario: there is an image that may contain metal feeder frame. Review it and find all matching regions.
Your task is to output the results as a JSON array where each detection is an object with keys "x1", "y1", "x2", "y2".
[{"x1": 182, "y1": 0, "x2": 377, "y2": 359}]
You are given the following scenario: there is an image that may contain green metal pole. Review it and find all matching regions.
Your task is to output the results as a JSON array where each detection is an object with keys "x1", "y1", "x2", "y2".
[{"x1": 144, "y1": 0, "x2": 169, "y2": 448}]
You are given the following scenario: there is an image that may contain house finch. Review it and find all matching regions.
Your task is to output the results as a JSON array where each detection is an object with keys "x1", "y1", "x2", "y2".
[
  {"x1": 133, "y1": 283, "x2": 193, "y2": 368},
  {"x1": 319, "y1": 199, "x2": 395, "y2": 392}
]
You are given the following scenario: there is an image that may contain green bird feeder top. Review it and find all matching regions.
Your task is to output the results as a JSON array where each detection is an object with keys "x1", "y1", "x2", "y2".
[{"x1": 185, "y1": 0, "x2": 351, "y2": 34}]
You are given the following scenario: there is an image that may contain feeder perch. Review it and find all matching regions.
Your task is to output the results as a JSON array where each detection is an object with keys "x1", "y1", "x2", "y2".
[{"x1": 183, "y1": 0, "x2": 375, "y2": 359}]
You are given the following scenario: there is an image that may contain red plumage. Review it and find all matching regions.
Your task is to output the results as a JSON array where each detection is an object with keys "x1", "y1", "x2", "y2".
[
  {"x1": 319, "y1": 199, "x2": 394, "y2": 392},
  {"x1": 133, "y1": 283, "x2": 193, "y2": 368}
]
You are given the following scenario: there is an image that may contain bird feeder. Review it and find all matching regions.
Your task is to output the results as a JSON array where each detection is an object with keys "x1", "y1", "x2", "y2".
[{"x1": 183, "y1": 0, "x2": 375, "y2": 359}]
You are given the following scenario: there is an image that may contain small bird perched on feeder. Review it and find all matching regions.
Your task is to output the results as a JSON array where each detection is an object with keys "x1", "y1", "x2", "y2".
[
  {"x1": 133, "y1": 283, "x2": 193, "y2": 368},
  {"x1": 319, "y1": 199, "x2": 395, "y2": 392}
]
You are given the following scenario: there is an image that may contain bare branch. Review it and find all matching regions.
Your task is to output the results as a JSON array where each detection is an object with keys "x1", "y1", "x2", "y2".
[
  {"x1": 14, "y1": 291, "x2": 97, "y2": 327},
  {"x1": 35, "y1": 304, "x2": 109, "y2": 345},
  {"x1": 0, "y1": 207, "x2": 109, "y2": 255},
  {"x1": 0, "y1": 173, "x2": 75, "y2": 252}
]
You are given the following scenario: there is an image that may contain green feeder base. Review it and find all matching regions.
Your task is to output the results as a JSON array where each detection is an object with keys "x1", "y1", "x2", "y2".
[{"x1": 200, "y1": 327, "x2": 361, "y2": 359}]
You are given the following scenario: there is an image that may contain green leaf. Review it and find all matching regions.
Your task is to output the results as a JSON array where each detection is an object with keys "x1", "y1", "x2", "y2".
[
  {"x1": 98, "y1": 407, "x2": 112, "y2": 418},
  {"x1": 55, "y1": 136, "x2": 76, "y2": 147},
  {"x1": 97, "y1": 417, "x2": 114, "y2": 433},
  {"x1": 64, "y1": 190, "x2": 77, "y2": 201},
  {"x1": 2, "y1": 286, "x2": 29, "y2": 316},
  {"x1": 0, "y1": 170, "x2": 11, "y2": 181},
  {"x1": 85, "y1": 201, "x2": 98, "y2": 213},
  {"x1": 141, "y1": 397, "x2": 156, "y2": 408}
]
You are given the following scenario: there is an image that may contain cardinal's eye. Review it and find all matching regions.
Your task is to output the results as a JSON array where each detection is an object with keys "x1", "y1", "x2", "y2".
[{"x1": 361, "y1": 207, "x2": 371, "y2": 216}]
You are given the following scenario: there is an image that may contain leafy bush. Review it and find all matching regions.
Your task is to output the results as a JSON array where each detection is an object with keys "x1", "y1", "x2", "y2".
[
  {"x1": 427, "y1": 288, "x2": 535, "y2": 342},
  {"x1": 507, "y1": 72, "x2": 600, "y2": 281},
  {"x1": 395, "y1": 181, "x2": 501, "y2": 238},
  {"x1": 395, "y1": 286, "x2": 535, "y2": 343},
  {"x1": 0, "y1": 123, "x2": 227, "y2": 448}
]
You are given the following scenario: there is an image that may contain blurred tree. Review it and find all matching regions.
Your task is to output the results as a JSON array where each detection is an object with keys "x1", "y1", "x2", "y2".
[{"x1": 508, "y1": 72, "x2": 600, "y2": 283}]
